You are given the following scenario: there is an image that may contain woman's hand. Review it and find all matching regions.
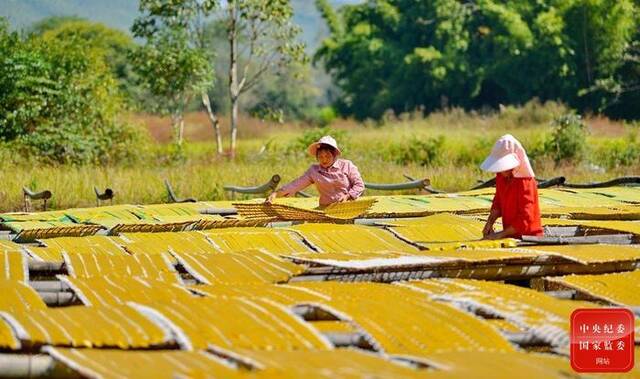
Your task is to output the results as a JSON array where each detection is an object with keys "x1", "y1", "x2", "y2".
[
  {"x1": 483, "y1": 226, "x2": 516, "y2": 240},
  {"x1": 265, "y1": 192, "x2": 278, "y2": 204},
  {"x1": 482, "y1": 221, "x2": 494, "y2": 238},
  {"x1": 337, "y1": 193, "x2": 350, "y2": 203}
]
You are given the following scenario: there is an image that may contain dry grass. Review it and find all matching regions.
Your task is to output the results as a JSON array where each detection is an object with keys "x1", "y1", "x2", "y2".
[
  {"x1": 129, "y1": 112, "x2": 305, "y2": 144},
  {"x1": 3, "y1": 157, "x2": 638, "y2": 213},
  {"x1": 2, "y1": 105, "x2": 638, "y2": 212}
]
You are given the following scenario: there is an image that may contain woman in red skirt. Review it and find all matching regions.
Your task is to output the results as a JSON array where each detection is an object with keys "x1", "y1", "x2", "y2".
[{"x1": 481, "y1": 134, "x2": 543, "y2": 240}]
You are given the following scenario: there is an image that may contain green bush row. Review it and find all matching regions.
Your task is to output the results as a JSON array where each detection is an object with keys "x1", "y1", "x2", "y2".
[{"x1": 277, "y1": 115, "x2": 640, "y2": 171}]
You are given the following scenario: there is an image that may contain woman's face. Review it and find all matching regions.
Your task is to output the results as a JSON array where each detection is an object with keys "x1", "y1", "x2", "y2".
[{"x1": 317, "y1": 149, "x2": 336, "y2": 168}]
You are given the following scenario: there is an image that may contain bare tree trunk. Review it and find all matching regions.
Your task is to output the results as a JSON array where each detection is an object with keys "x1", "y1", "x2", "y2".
[
  {"x1": 178, "y1": 116, "x2": 184, "y2": 145},
  {"x1": 171, "y1": 112, "x2": 184, "y2": 146},
  {"x1": 230, "y1": 95, "x2": 239, "y2": 155},
  {"x1": 228, "y1": 0, "x2": 239, "y2": 158},
  {"x1": 201, "y1": 92, "x2": 223, "y2": 155}
]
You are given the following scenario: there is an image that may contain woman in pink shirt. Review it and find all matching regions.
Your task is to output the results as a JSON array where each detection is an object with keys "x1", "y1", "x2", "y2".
[{"x1": 265, "y1": 135, "x2": 365, "y2": 207}]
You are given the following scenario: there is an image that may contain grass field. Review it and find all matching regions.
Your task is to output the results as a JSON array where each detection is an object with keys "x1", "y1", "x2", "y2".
[{"x1": 2, "y1": 102, "x2": 639, "y2": 212}]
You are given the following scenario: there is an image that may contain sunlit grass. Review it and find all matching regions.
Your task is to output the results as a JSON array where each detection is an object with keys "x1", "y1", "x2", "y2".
[{"x1": 2, "y1": 104, "x2": 639, "y2": 212}]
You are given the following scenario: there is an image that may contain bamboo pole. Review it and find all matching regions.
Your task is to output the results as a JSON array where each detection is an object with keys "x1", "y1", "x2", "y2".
[
  {"x1": 0, "y1": 354, "x2": 79, "y2": 378},
  {"x1": 290, "y1": 261, "x2": 640, "y2": 283}
]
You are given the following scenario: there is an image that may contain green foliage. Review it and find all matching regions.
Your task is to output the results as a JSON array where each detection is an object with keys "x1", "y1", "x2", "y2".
[
  {"x1": 165, "y1": 141, "x2": 188, "y2": 164},
  {"x1": 288, "y1": 127, "x2": 348, "y2": 155},
  {"x1": 131, "y1": 29, "x2": 213, "y2": 117},
  {"x1": 315, "y1": 0, "x2": 342, "y2": 36},
  {"x1": 497, "y1": 99, "x2": 569, "y2": 126},
  {"x1": 245, "y1": 64, "x2": 320, "y2": 123},
  {"x1": 131, "y1": 0, "x2": 218, "y2": 39},
  {"x1": 28, "y1": 16, "x2": 85, "y2": 35},
  {"x1": 394, "y1": 136, "x2": 445, "y2": 167},
  {"x1": 311, "y1": 106, "x2": 338, "y2": 127},
  {"x1": 544, "y1": 114, "x2": 588, "y2": 164},
  {"x1": 132, "y1": 3, "x2": 215, "y2": 145},
  {"x1": 454, "y1": 137, "x2": 494, "y2": 166},
  {"x1": 0, "y1": 22, "x2": 51, "y2": 140},
  {"x1": 38, "y1": 19, "x2": 139, "y2": 103},
  {"x1": 316, "y1": 0, "x2": 640, "y2": 120},
  {"x1": 593, "y1": 134, "x2": 640, "y2": 168},
  {"x1": 17, "y1": 121, "x2": 146, "y2": 165},
  {"x1": 0, "y1": 19, "x2": 143, "y2": 164},
  {"x1": 563, "y1": 0, "x2": 636, "y2": 111},
  {"x1": 201, "y1": 21, "x2": 317, "y2": 123},
  {"x1": 227, "y1": 0, "x2": 308, "y2": 96}
]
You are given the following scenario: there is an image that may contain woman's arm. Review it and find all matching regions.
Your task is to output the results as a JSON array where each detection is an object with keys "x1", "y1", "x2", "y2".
[
  {"x1": 346, "y1": 162, "x2": 365, "y2": 200},
  {"x1": 265, "y1": 169, "x2": 314, "y2": 203},
  {"x1": 483, "y1": 188, "x2": 502, "y2": 237},
  {"x1": 483, "y1": 207, "x2": 501, "y2": 237},
  {"x1": 485, "y1": 225, "x2": 516, "y2": 240}
]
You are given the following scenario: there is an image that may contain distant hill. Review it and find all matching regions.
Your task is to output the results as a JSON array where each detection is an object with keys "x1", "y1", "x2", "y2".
[
  {"x1": 0, "y1": 0, "x2": 359, "y2": 49},
  {"x1": 1, "y1": 0, "x2": 139, "y2": 32}
]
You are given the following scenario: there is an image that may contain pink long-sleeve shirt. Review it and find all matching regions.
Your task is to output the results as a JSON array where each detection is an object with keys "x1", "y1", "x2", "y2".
[{"x1": 279, "y1": 159, "x2": 365, "y2": 206}]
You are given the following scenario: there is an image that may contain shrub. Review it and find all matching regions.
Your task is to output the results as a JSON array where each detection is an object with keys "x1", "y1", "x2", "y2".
[
  {"x1": 454, "y1": 137, "x2": 494, "y2": 166},
  {"x1": 498, "y1": 98, "x2": 569, "y2": 126},
  {"x1": 287, "y1": 127, "x2": 348, "y2": 156},
  {"x1": 16, "y1": 121, "x2": 147, "y2": 165},
  {"x1": 311, "y1": 106, "x2": 338, "y2": 127},
  {"x1": 593, "y1": 135, "x2": 640, "y2": 169},
  {"x1": 0, "y1": 20, "x2": 145, "y2": 164},
  {"x1": 394, "y1": 136, "x2": 445, "y2": 166},
  {"x1": 543, "y1": 114, "x2": 588, "y2": 164}
]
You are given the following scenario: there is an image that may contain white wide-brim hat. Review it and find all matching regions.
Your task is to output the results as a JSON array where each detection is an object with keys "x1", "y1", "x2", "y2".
[
  {"x1": 480, "y1": 152, "x2": 520, "y2": 173},
  {"x1": 308, "y1": 135, "x2": 341, "y2": 157}
]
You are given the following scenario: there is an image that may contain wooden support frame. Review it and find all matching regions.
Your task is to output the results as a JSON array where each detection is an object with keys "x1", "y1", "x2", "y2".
[
  {"x1": 471, "y1": 176, "x2": 566, "y2": 190},
  {"x1": 94, "y1": 186, "x2": 114, "y2": 207},
  {"x1": 562, "y1": 176, "x2": 640, "y2": 188},
  {"x1": 290, "y1": 261, "x2": 640, "y2": 283},
  {"x1": 164, "y1": 179, "x2": 197, "y2": 203},
  {"x1": 223, "y1": 174, "x2": 281, "y2": 199},
  {"x1": 403, "y1": 174, "x2": 444, "y2": 194},
  {"x1": 365, "y1": 178, "x2": 431, "y2": 192},
  {"x1": 22, "y1": 187, "x2": 52, "y2": 212}
]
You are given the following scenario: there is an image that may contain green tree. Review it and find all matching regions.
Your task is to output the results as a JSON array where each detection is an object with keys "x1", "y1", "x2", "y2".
[
  {"x1": 315, "y1": 0, "x2": 640, "y2": 120},
  {"x1": 602, "y1": 39, "x2": 640, "y2": 119},
  {"x1": 133, "y1": 0, "x2": 306, "y2": 157},
  {"x1": 131, "y1": 29, "x2": 213, "y2": 146},
  {"x1": 315, "y1": 0, "x2": 479, "y2": 119},
  {"x1": 0, "y1": 18, "x2": 141, "y2": 164},
  {"x1": 562, "y1": 0, "x2": 636, "y2": 111},
  {"x1": 28, "y1": 15, "x2": 84, "y2": 35},
  {"x1": 201, "y1": 19, "x2": 319, "y2": 125},
  {"x1": 564, "y1": 0, "x2": 639, "y2": 116},
  {"x1": 38, "y1": 20, "x2": 139, "y2": 102},
  {"x1": 245, "y1": 63, "x2": 320, "y2": 123},
  {"x1": 223, "y1": 0, "x2": 307, "y2": 157},
  {"x1": 133, "y1": 0, "x2": 222, "y2": 152}
]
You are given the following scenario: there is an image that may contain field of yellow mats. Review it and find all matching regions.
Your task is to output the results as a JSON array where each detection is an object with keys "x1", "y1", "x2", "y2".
[
  {"x1": 0, "y1": 187, "x2": 640, "y2": 377},
  {"x1": 3, "y1": 186, "x2": 640, "y2": 241}
]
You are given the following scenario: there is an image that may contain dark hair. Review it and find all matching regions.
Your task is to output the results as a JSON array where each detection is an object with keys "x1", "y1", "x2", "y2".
[{"x1": 316, "y1": 144, "x2": 337, "y2": 156}]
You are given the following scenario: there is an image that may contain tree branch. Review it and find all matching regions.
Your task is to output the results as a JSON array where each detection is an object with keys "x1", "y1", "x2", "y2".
[
  {"x1": 239, "y1": 50, "x2": 279, "y2": 94},
  {"x1": 237, "y1": 15, "x2": 264, "y2": 94}
]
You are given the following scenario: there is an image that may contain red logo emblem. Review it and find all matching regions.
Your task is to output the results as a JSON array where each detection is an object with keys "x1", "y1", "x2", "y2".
[{"x1": 571, "y1": 308, "x2": 634, "y2": 372}]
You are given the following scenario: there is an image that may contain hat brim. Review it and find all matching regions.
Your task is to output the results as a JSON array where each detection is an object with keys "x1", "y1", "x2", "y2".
[
  {"x1": 308, "y1": 142, "x2": 341, "y2": 157},
  {"x1": 480, "y1": 153, "x2": 519, "y2": 173}
]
